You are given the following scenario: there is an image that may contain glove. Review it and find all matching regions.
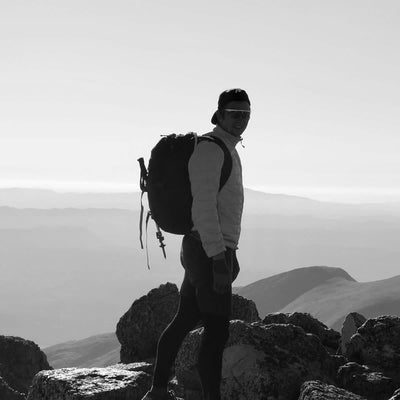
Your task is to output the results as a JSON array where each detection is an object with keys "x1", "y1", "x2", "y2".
[{"x1": 212, "y1": 255, "x2": 231, "y2": 294}]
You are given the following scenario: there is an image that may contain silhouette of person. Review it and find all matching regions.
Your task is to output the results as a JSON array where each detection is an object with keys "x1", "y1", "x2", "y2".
[{"x1": 142, "y1": 89, "x2": 251, "y2": 400}]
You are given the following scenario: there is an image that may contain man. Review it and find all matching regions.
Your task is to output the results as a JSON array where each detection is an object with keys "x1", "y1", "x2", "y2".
[{"x1": 142, "y1": 89, "x2": 251, "y2": 400}]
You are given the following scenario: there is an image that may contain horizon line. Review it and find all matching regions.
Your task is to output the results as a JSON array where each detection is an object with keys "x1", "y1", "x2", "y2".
[{"x1": 1, "y1": 180, "x2": 400, "y2": 204}]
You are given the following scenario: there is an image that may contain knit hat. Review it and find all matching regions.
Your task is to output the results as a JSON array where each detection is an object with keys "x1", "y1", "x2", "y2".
[{"x1": 211, "y1": 88, "x2": 251, "y2": 125}]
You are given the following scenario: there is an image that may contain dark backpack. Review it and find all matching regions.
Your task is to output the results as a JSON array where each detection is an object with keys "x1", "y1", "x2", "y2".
[{"x1": 138, "y1": 132, "x2": 232, "y2": 265}]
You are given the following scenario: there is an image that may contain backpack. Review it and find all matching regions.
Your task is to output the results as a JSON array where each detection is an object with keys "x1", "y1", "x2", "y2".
[{"x1": 138, "y1": 132, "x2": 232, "y2": 267}]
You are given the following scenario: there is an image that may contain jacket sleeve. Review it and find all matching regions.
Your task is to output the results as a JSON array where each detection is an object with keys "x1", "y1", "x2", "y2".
[{"x1": 188, "y1": 141, "x2": 226, "y2": 257}]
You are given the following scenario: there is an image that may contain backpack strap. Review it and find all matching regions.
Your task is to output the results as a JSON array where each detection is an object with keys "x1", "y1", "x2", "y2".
[{"x1": 200, "y1": 135, "x2": 233, "y2": 191}]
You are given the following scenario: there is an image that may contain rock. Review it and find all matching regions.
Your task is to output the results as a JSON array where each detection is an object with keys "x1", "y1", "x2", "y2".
[
  {"x1": 345, "y1": 316, "x2": 400, "y2": 385},
  {"x1": 337, "y1": 362, "x2": 397, "y2": 400},
  {"x1": 27, "y1": 362, "x2": 156, "y2": 400},
  {"x1": 299, "y1": 380, "x2": 367, "y2": 399},
  {"x1": 0, "y1": 375, "x2": 26, "y2": 400},
  {"x1": 116, "y1": 282, "x2": 261, "y2": 364},
  {"x1": 0, "y1": 335, "x2": 52, "y2": 394},
  {"x1": 175, "y1": 320, "x2": 346, "y2": 400},
  {"x1": 116, "y1": 282, "x2": 180, "y2": 363},
  {"x1": 262, "y1": 312, "x2": 340, "y2": 354},
  {"x1": 339, "y1": 313, "x2": 367, "y2": 355},
  {"x1": 389, "y1": 389, "x2": 400, "y2": 400},
  {"x1": 231, "y1": 293, "x2": 261, "y2": 323}
]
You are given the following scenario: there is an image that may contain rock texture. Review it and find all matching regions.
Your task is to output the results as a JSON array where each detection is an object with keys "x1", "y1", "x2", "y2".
[
  {"x1": 116, "y1": 282, "x2": 180, "y2": 363},
  {"x1": 389, "y1": 389, "x2": 400, "y2": 400},
  {"x1": 299, "y1": 380, "x2": 367, "y2": 399},
  {"x1": 339, "y1": 312, "x2": 367, "y2": 355},
  {"x1": 0, "y1": 375, "x2": 26, "y2": 400},
  {"x1": 263, "y1": 312, "x2": 340, "y2": 354},
  {"x1": 0, "y1": 335, "x2": 51, "y2": 394},
  {"x1": 345, "y1": 316, "x2": 400, "y2": 385},
  {"x1": 175, "y1": 320, "x2": 346, "y2": 400},
  {"x1": 230, "y1": 293, "x2": 261, "y2": 323},
  {"x1": 116, "y1": 282, "x2": 260, "y2": 364},
  {"x1": 27, "y1": 363, "x2": 156, "y2": 400},
  {"x1": 27, "y1": 279, "x2": 400, "y2": 400},
  {"x1": 337, "y1": 362, "x2": 397, "y2": 400}
]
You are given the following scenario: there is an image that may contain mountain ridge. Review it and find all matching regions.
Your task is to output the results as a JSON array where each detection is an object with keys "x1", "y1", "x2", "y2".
[{"x1": 43, "y1": 266, "x2": 400, "y2": 369}]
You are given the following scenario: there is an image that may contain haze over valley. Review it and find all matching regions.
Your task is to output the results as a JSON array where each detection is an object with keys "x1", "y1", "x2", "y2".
[{"x1": 1, "y1": 188, "x2": 400, "y2": 348}]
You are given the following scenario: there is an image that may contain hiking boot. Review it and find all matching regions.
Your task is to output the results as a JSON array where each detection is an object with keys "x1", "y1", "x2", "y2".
[{"x1": 140, "y1": 389, "x2": 179, "y2": 400}]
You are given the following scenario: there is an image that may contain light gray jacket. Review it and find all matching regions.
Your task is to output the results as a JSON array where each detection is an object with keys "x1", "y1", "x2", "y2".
[{"x1": 188, "y1": 126, "x2": 244, "y2": 257}]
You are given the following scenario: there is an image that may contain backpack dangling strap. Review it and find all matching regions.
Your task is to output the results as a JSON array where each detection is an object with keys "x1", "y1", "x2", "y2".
[
  {"x1": 139, "y1": 191, "x2": 145, "y2": 250},
  {"x1": 138, "y1": 157, "x2": 148, "y2": 251},
  {"x1": 145, "y1": 211, "x2": 151, "y2": 270}
]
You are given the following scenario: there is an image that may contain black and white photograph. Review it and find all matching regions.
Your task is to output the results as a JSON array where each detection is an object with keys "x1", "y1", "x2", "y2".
[{"x1": 1, "y1": 1, "x2": 400, "y2": 399}]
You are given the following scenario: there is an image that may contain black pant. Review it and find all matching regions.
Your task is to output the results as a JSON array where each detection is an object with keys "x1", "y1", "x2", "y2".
[
  {"x1": 152, "y1": 294, "x2": 229, "y2": 400},
  {"x1": 152, "y1": 235, "x2": 238, "y2": 400}
]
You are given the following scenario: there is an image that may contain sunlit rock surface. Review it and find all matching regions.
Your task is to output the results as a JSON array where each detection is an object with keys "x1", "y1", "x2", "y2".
[
  {"x1": 27, "y1": 363, "x2": 153, "y2": 400},
  {"x1": 339, "y1": 312, "x2": 367, "y2": 355},
  {"x1": 299, "y1": 380, "x2": 367, "y2": 399},
  {"x1": 389, "y1": 389, "x2": 400, "y2": 400}
]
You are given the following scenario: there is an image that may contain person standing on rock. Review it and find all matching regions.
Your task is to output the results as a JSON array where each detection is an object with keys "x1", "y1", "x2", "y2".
[{"x1": 141, "y1": 88, "x2": 251, "y2": 400}]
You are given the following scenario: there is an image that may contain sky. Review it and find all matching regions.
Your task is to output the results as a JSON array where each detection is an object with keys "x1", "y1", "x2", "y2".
[{"x1": 1, "y1": 0, "x2": 399, "y2": 203}]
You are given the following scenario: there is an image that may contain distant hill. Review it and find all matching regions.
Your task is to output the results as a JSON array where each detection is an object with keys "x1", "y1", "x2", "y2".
[
  {"x1": 280, "y1": 274, "x2": 400, "y2": 331},
  {"x1": 233, "y1": 266, "x2": 356, "y2": 317},
  {"x1": 44, "y1": 332, "x2": 120, "y2": 369},
  {"x1": 44, "y1": 266, "x2": 400, "y2": 369},
  {"x1": 1, "y1": 187, "x2": 400, "y2": 216},
  {"x1": 0, "y1": 188, "x2": 139, "y2": 210},
  {"x1": 2, "y1": 189, "x2": 400, "y2": 346}
]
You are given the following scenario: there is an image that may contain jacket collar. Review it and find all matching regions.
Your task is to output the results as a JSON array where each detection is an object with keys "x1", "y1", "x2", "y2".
[{"x1": 208, "y1": 125, "x2": 242, "y2": 150}]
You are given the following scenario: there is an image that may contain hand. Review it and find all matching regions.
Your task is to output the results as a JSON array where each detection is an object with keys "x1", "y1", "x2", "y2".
[{"x1": 212, "y1": 256, "x2": 231, "y2": 294}]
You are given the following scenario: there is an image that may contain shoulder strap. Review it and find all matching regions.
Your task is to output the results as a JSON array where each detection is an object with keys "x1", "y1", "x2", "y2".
[{"x1": 199, "y1": 135, "x2": 233, "y2": 190}]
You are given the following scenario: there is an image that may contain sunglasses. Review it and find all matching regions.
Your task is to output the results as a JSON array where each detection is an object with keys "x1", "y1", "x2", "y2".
[{"x1": 223, "y1": 108, "x2": 251, "y2": 119}]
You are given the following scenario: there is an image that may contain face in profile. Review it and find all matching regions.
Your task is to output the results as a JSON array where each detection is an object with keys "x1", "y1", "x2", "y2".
[{"x1": 217, "y1": 100, "x2": 251, "y2": 137}]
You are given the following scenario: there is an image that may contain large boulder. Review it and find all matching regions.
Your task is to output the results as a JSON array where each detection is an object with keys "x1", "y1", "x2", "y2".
[
  {"x1": 0, "y1": 375, "x2": 26, "y2": 400},
  {"x1": 116, "y1": 283, "x2": 180, "y2": 363},
  {"x1": 175, "y1": 320, "x2": 346, "y2": 400},
  {"x1": 338, "y1": 312, "x2": 367, "y2": 355},
  {"x1": 27, "y1": 363, "x2": 156, "y2": 400},
  {"x1": 299, "y1": 380, "x2": 367, "y2": 399},
  {"x1": 337, "y1": 362, "x2": 397, "y2": 400},
  {"x1": 263, "y1": 312, "x2": 340, "y2": 354},
  {"x1": 345, "y1": 316, "x2": 400, "y2": 385},
  {"x1": 0, "y1": 335, "x2": 51, "y2": 394},
  {"x1": 116, "y1": 282, "x2": 260, "y2": 364}
]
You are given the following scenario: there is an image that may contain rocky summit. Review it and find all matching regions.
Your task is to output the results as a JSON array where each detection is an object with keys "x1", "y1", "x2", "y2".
[
  {"x1": 24, "y1": 283, "x2": 400, "y2": 399},
  {"x1": 175, "y1": 319, "x2": 345, "y2": 399}
]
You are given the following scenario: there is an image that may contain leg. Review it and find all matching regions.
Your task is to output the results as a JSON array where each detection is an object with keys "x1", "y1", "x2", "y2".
[
  {"x1": 195, "y1": 282, "x2": 232, "y2": 400},
  {"x1": 151, "y1": 277, "x2": 201, "y2": 393},
  {"x1": 197, "y1": 312, "x2": 230, "y2": 400}
]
